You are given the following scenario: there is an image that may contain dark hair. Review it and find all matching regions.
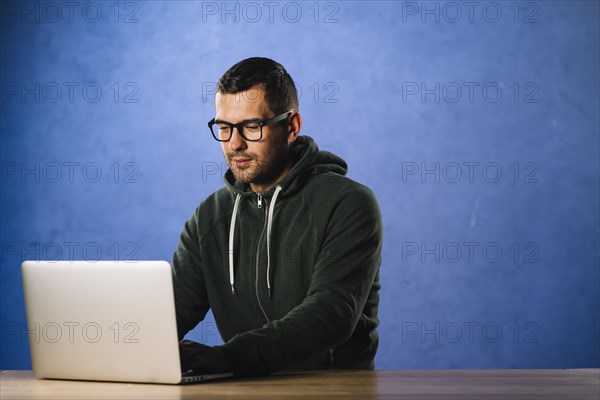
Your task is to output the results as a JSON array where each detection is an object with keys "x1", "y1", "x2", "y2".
[{"x1": 216, "y1": 57, "x2": 299, "y2": 114}]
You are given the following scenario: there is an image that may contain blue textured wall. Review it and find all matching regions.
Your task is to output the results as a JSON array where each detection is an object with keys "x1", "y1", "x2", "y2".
[{"x1": 1, "y1": 0, "x2": 598, "y2": 369}]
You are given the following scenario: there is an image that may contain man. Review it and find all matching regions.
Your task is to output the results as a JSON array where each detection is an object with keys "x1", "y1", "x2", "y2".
[{"x1": 174, "y1": 57, "x2": 383, "y2": 377}]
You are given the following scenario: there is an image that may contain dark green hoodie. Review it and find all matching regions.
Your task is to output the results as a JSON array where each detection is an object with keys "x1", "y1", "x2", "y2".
[{"x1": 172, "y1": 135, "x2": 383, "y2": 376}]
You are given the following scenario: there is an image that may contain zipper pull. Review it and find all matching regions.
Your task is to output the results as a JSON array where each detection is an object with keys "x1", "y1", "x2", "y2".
[
  {"x1": 257, "y1": 194, "x2": 263, "y2": 208},
  {"x1": 328, "y1": 348, "x2": 335, "y2": 368}
]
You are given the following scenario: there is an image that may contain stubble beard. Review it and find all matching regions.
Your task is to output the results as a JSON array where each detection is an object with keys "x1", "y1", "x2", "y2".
[{"x1": 227, "y1": 140, "x2": 291, "y2": 188}]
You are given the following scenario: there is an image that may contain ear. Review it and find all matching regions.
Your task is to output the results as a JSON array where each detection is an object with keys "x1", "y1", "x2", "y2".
[{"x1": 287, "y1": 112, "x2": 302, "y2": 144}]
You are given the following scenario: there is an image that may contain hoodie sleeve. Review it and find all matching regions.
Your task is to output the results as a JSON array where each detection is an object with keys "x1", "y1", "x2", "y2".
[
  {"x1": 171, "y1": 207, "x2": 211, "y2": 340},
  {"x1": 218, "y1": 185, "x2": 383, "y2": 376}
]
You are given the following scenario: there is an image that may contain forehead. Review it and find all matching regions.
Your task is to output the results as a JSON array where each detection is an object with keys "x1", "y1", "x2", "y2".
[{"x1": 215, "y1": 86, "x2": 270, "y2": 121}]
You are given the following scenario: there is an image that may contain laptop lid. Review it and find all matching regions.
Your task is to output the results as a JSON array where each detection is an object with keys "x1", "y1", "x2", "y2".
[{"x1": 21, "y1": 260, "x2": 183, "y2": 384}]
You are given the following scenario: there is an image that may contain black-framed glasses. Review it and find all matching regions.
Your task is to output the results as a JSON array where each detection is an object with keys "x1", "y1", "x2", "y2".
[{"x1": 208, "y1": 111, "x2": 293, "y2": 142}]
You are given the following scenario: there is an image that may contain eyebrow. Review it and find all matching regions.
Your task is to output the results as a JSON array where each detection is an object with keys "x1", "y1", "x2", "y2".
[{"x1": 214, "y1": 117, "x2": 263, "y2": 124}]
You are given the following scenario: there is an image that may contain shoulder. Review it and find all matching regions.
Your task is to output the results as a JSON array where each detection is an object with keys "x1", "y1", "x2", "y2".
[
  {"x1": 302, "y1": 172, "x2": 381, "y2": 217},
  {"x1": 311, "y1": 171, "x2": 378, "y2": 199}
]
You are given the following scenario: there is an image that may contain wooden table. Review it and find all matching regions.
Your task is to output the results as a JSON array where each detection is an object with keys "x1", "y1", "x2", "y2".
[{"x1": 1, "y1": 369, "x2": 598, "y2": 399}]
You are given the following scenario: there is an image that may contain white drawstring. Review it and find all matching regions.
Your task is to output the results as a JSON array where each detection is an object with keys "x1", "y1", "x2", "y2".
[
  {"x1": 266, "y1": 185, "x2": 283, "y2": 298},
  {"x1": 228, "y1": 186, "x2": 282, "y2": 298},
  {"x1": 228, "y1": 194, "x2": 241, "y2": 294}
]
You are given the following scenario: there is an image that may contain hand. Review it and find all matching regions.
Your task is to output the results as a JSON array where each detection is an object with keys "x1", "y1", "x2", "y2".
[{"x1": 179, "y1": 339, "x2": 232, "y2": 374}]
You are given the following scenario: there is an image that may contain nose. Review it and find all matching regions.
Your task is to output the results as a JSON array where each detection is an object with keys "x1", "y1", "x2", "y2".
[{"x1": 228, "y1": 126, "x2": 247, "y2": 152}]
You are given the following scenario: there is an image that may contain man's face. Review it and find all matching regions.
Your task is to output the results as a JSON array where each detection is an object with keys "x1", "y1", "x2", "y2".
[{"x1": 215, "y1": 86, "x2": 292, "y2": 192}]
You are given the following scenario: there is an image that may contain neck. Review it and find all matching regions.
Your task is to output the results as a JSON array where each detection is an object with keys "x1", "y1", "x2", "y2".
[{"x1": 250, "y1": 152, "x2": 297, "y2": 193}]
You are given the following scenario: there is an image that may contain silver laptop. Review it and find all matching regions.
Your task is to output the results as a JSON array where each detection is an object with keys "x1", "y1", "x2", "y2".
[{"x1": 21, "y1": 260, "x2": 233, "y2": 384}]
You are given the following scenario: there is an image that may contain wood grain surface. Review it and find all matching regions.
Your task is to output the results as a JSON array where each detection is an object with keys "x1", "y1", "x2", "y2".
[{"x1": 1, "y1": 369, "x2": 598, "y2": 399}]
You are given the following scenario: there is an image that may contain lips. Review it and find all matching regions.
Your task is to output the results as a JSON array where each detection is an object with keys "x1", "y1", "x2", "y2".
[{"x1": 232, "y1": 158, "x2": 252, "y2": 167}]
